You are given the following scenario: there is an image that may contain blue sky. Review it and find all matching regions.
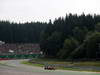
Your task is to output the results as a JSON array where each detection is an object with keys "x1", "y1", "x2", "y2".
[{"x1": 0, "y1": 0, "x2": 99, "y2": 23}]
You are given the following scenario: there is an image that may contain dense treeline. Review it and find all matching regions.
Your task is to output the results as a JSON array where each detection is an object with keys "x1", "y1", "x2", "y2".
[
  {"x1": 40, "y1": 13, "x2": 100, "y2": 59},
  {"x1": 0, "y1": 21, "x2": 47, "y2": 43},
  {"x1": 1, "y1": 13, "x2": 100, "y2": 59}
]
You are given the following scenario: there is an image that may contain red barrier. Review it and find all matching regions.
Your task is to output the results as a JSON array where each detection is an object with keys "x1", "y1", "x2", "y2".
[{"x1": 0, "y1": 58, "x2": 13, "y2": 60}]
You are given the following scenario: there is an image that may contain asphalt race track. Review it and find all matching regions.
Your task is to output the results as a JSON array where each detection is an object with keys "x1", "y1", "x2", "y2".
[{"x1": 0, "y1": 59, "x2": 100, "y2": 75}]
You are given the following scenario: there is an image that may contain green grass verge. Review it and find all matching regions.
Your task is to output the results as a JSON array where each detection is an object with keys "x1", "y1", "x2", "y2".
[
  {"x1": 21, "y1": 61, "x2": 44, "y2": 67},
  {"x1": 58, "y1": 67, "x2": 100, "y2": 72},
  {"x1": 73, "y1": 61, "x2": 100, "y2": 67},
  {"x1": 29, "y1": 58, "x2": 100, "y2": 67},
  {"x1": 21, "y1": 58, "x2": 100, "y2": 72}
]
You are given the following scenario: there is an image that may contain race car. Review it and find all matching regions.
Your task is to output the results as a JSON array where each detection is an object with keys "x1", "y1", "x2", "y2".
[{"x1": 44, "y1": 65, "x2": 56, "y2": 70}]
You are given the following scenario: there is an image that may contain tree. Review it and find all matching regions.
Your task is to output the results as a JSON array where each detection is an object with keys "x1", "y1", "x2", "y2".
[
  {"x1": 40, "y1": 31, "x2": 62, "y2": 57},
  {"x1": 57, "y1": 38, "x2": 79, "y2": 59},
  {"x1": 69, "y1": 32, "x2": 100, "y2": 59},
  {"x1": 72, "y1": 27, "x2": 88, "y2": 43},
  {"x1": 95, "y1": 23, "x2": 100, "y2": 32},
  {"x1": 85, "y1": 32, "x2": 100, "y2": 58}
]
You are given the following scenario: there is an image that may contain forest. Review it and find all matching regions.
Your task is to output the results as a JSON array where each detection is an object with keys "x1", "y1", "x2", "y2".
[
  {"x1": 1, "y1": 13, "x2": 100, "y2": 59},
  {"x1": 0, "y1": 21, "x2": 47, "y2": 43}
]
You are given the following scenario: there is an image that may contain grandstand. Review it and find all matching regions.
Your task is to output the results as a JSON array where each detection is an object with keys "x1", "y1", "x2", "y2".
[{"x1": 0, "y1": 43, "x2": 41, "y2": 59}]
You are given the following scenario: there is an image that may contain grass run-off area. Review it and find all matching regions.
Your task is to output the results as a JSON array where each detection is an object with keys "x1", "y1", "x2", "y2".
[{"x1": 21, "y1": 58, "x2": 100, "y2": 72}]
